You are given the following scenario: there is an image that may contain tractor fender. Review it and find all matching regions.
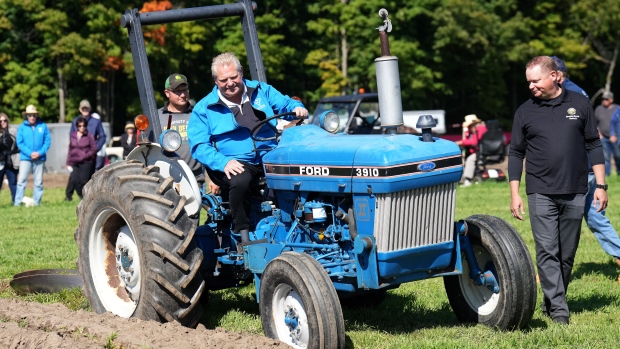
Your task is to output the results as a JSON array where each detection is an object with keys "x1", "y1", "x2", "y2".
[{"x1": 125, "y1": 143, "x2": 201, "y2": 216}]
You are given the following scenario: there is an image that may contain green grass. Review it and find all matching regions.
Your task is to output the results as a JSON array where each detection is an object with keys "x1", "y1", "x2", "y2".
[{"x1": 2, "y1": 176, "x2": 620, "y2": 347}]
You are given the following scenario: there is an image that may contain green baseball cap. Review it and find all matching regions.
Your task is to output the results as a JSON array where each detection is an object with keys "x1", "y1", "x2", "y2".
[{"x1": 165, "y1": 73, "x2": 188, "y2": 90}]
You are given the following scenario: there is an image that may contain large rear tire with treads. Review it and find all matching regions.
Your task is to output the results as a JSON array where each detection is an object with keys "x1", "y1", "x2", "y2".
[{"x1": 76, "y1": 160, "x2": 205, "y2": 327}]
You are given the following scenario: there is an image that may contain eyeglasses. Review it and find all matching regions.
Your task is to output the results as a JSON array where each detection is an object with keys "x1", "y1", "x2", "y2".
[
  {"x1": 0, "y1": 119, "x2": 7, "y2": 123},
  {"x1": 169, "y1": 89, "x2": 189, "y2": 96},
  {"x1": 77, "y1": 124, "x2": 86, "y2": 128},
  {"x1": 26, "y1": 114, "x2": 37, "y2": 118}
]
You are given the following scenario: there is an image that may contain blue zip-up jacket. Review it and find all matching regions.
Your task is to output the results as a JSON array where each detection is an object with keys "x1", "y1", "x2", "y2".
[
  {"x1": 188, "y1": 79, "x2": 304, "y2": 172},
  {"x1": 17, "y1": 119, "x2": 51, "y2": 161}
]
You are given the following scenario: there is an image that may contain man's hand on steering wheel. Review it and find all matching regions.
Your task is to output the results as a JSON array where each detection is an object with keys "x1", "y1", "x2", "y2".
[{"x1": 293, "y1": 107, "x2": 309, "y2": 119}]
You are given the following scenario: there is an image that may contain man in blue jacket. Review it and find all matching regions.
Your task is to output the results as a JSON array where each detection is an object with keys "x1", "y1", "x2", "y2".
[
  {"x1": 15, "y1": 105, "x2": 51, "y2": 206},
  {"x1": 188, "y1": 52, "x2": 308, "y2": 245}
]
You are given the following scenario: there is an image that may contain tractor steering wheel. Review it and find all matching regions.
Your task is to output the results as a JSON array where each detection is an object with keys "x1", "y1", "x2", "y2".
[{"x1": 250, "y1": 111, "x2": 300, "y2": 142}]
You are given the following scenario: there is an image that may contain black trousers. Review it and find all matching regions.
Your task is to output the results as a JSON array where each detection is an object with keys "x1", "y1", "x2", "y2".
[
  {"x1": 207, "y1": 161, "x2": 264, "y2": 232},
  {"x1": 528, "y1": 192, "x2": 585, "y2": 319},
  {"x1": 66, "y1": 161, "x2": 95, "y2": 199}
]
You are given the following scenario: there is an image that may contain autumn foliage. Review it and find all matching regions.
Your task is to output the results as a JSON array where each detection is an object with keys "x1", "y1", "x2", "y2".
[{"x1": 140, "y1": 0, "x2": 172, "y2": 46}]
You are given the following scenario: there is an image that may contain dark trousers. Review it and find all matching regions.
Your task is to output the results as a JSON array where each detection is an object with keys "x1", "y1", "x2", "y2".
[
  {"x1": 0, "y1": 165, "x2": 18, "y2": 202},
  {"x1": 66, "y1": 161, "x2": 95, "y2": 199},
  {"x1": 207, "y1": 162, "x2": 264, "y2": 232},
  {"x1": 528, "y1": 192, "x2": 585, "y2": 319}
]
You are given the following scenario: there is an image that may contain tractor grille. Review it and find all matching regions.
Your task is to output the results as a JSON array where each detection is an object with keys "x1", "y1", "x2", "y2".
[{"x1": 374, "y1": 183, "x2": 457, "y2": 252}]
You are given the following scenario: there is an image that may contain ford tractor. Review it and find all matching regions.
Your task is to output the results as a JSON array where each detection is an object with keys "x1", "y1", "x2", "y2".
[{"x1": 75, "y1": 2, "x2": 537, "y2": 348}]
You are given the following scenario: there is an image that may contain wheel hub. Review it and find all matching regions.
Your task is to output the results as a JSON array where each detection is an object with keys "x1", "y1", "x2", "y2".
[
  {"x1": 272, "y1": 284, "x2": 308, "y2": 348},
  {"x1": 284, "y1": 306, "x2": 301, "y2": 342},
  {"x1": 115, "y1": 226, "x2": 141, "y2": 301}
]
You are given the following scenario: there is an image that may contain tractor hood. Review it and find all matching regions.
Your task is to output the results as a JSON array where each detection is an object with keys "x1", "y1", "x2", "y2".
[{"x1": 263, "y1": 125, "x2": 463, "y2": 194}]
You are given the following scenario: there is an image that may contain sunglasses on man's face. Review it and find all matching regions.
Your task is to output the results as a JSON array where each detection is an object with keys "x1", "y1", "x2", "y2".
[
  {"x1": 169, "y1": 89, "x2": 189, "y2": 96},
  {"x1": 26, "y1": 114, "x2": 37, "y2": 118}
]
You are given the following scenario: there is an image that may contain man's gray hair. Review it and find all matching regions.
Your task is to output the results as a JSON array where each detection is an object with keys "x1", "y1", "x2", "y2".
[{"x1": 211, "y1": 52, "x2": 242, "y2": 78}]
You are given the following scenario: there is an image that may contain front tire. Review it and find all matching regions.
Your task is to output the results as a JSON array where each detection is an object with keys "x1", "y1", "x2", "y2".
[
  {"x1": 260, "y1": 252, "x2": 345, "y2": 349},
  {"x1": 76, "y1": 160, "x2": 205, "y2": 327},
  {"x1": 444, "y1": 215, "x2": 536, "y2": 330}
]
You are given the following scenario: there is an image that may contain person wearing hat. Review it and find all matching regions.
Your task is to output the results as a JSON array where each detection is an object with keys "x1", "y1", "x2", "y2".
[
  {"x1": 120, "y1": 121, "x2": 136, "y2": 158},
  {"x1": 551, "y1": 56, "x2": 588, "y2": 98},
  {"x1": 14, "y1": 105, "x2": 51, "y2": 207},
  {"x1": 594, "y1": 91, "x2": 619, "y2": 176},
  {"x1": 554, "y1": 56, "x2": 620, "y2": 269},
  {"x1": 158, "y1": 73, "x2": 205, "y2": 185},
  {"x1": 455, "y1": 114, "x2": 487, "y2": 187},
  {"x1": 509, "y1": 56, "x2": 606, "y2": 325},
  {"x1": 70, "y1": 99, "x2": 107, "y2": 172}
]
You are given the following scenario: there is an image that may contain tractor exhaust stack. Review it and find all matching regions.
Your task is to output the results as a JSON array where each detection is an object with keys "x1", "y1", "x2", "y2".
[{"x1": 375, "y1": 8, "x2": 403, "y2": 135}]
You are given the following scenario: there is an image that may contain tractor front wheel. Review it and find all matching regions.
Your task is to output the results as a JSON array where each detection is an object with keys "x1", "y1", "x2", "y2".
[
  {"x1": 260, "y1": 252, "x2": 345, "y2": 349},
  {"x1": 444, "y1": 214, "x2": 536, "y2": 330}
]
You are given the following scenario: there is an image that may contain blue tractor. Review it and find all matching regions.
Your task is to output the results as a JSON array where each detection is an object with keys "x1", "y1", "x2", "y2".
[{"x1": 75, "y1": 2, "x2": 536, "y2": 348}]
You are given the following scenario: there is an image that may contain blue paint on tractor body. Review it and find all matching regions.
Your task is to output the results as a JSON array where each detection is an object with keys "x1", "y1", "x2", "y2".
[{"x1": 194, "y1": 123, "x2": 469, "y2": 298}]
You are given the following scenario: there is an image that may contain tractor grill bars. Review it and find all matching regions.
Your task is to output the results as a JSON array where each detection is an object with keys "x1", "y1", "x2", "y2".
[{"x1": 373, "y1": 183, "x2": 456, "y2": 252}]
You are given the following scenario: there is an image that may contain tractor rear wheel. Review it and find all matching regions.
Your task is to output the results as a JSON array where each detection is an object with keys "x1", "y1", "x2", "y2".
[
  {"x1": 260, "y1": 252, "x2": 345, "y2": 349},
  {"x1": 76, "y1": 160, "x2": 205, "y2": 327},
  {"x1": 444, "y1": 214, "x2": 536, "y2": 330}
]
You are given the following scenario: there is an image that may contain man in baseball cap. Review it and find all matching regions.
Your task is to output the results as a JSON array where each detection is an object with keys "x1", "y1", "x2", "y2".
[
  {"x1": 159, "y1": 73, "x2": 204, "y2": 184},
  {"x1": 550, "y1": 56, "x2": 588, "y2": 98}
]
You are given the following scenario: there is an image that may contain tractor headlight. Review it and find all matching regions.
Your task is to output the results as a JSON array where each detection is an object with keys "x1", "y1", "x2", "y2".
[
  {"x1": 319, "y1": 110, "x2": 340, "y2": 133},
  {"x1": 159, "y1": 129, "x2": 182, "y2": 152}
]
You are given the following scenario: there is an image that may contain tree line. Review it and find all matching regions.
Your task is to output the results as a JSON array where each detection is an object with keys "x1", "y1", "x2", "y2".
[{"x1": 1, "y1": 0, "x2": 618, "y2": 135}]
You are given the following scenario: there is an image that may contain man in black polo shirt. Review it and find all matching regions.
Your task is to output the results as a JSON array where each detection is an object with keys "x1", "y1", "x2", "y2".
[{"x1": 508, "y1": 56, "x2": 607, "y2": 325}]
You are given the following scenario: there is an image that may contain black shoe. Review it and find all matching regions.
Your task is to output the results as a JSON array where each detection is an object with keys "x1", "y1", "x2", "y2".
[
  {"x1": 64, "y1": 197, "x2": 72, "y2": 202},
  {"x1": 552, "y1": 316, "x2": 569, "y2": 325}
]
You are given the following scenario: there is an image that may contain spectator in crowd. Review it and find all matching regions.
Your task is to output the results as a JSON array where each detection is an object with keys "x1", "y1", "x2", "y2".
[
  {"x1": 65, "y1": 116, "x2": 97, "y2": 201},
  {"x1": 0, "y1": 112, "x2": 18, "y2": 202},
  {"x1": 455, "y1": 114, "x2": 487, "y2": 187},
  {"x1": 71, "y1": 100, "x2": 106, "y2": 171},
  {"x1": 15, "y1": 105, "x2": 52, "y2": 207},
  {"x1": 551, "y1": 56, "x2": 588, "y2": 97},
  {"x1": 188, "y1": 52, "x2": 307, "y2": 247},
  {"x1": 120, "y1": 122, "x2": 137, "y2": 158},
  {"x1": 555, "y1": 56, "x2": 620, "y2": 268},
  {"x1": 509, "y1": 56, "x2": 606, "y2": 325},
  {"x1": 594, "y1": 91, "x2": 619, "y2": 176},
  {"x1": 158, "y1": 73, "x2": 205, "y2": 185}
]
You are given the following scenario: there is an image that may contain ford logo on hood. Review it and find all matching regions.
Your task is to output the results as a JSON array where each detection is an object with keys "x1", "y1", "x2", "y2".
[{"x1": 418, "y1": 162, "x2": 436, "y2": 172}]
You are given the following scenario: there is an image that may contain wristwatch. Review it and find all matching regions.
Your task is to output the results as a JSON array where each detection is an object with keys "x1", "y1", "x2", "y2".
[{"x1": 596, "y1": 184, "x2": 608, "y2": 191}]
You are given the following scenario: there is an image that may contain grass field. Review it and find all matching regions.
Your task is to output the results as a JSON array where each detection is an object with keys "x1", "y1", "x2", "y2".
[{"x1": 1, "y1": 176, "x2": 620, "y2": 348}]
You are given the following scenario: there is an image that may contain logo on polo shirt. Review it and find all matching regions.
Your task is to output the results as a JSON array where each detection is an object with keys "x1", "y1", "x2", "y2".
[{"x1": 566, "y1": 108, "x2": 579, "y2": 120}]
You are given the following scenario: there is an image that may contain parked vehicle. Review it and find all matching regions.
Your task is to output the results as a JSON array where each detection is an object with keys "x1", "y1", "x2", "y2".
[
  {"x1": 310, "y1": 92, "x2": 446, "y2": 135},
  {"x1": 105, "y1": 136, "x2": 124, "y2": 163},
  {"x1": 75, "y1": 3, "x2": 536, "y2": 349}
]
